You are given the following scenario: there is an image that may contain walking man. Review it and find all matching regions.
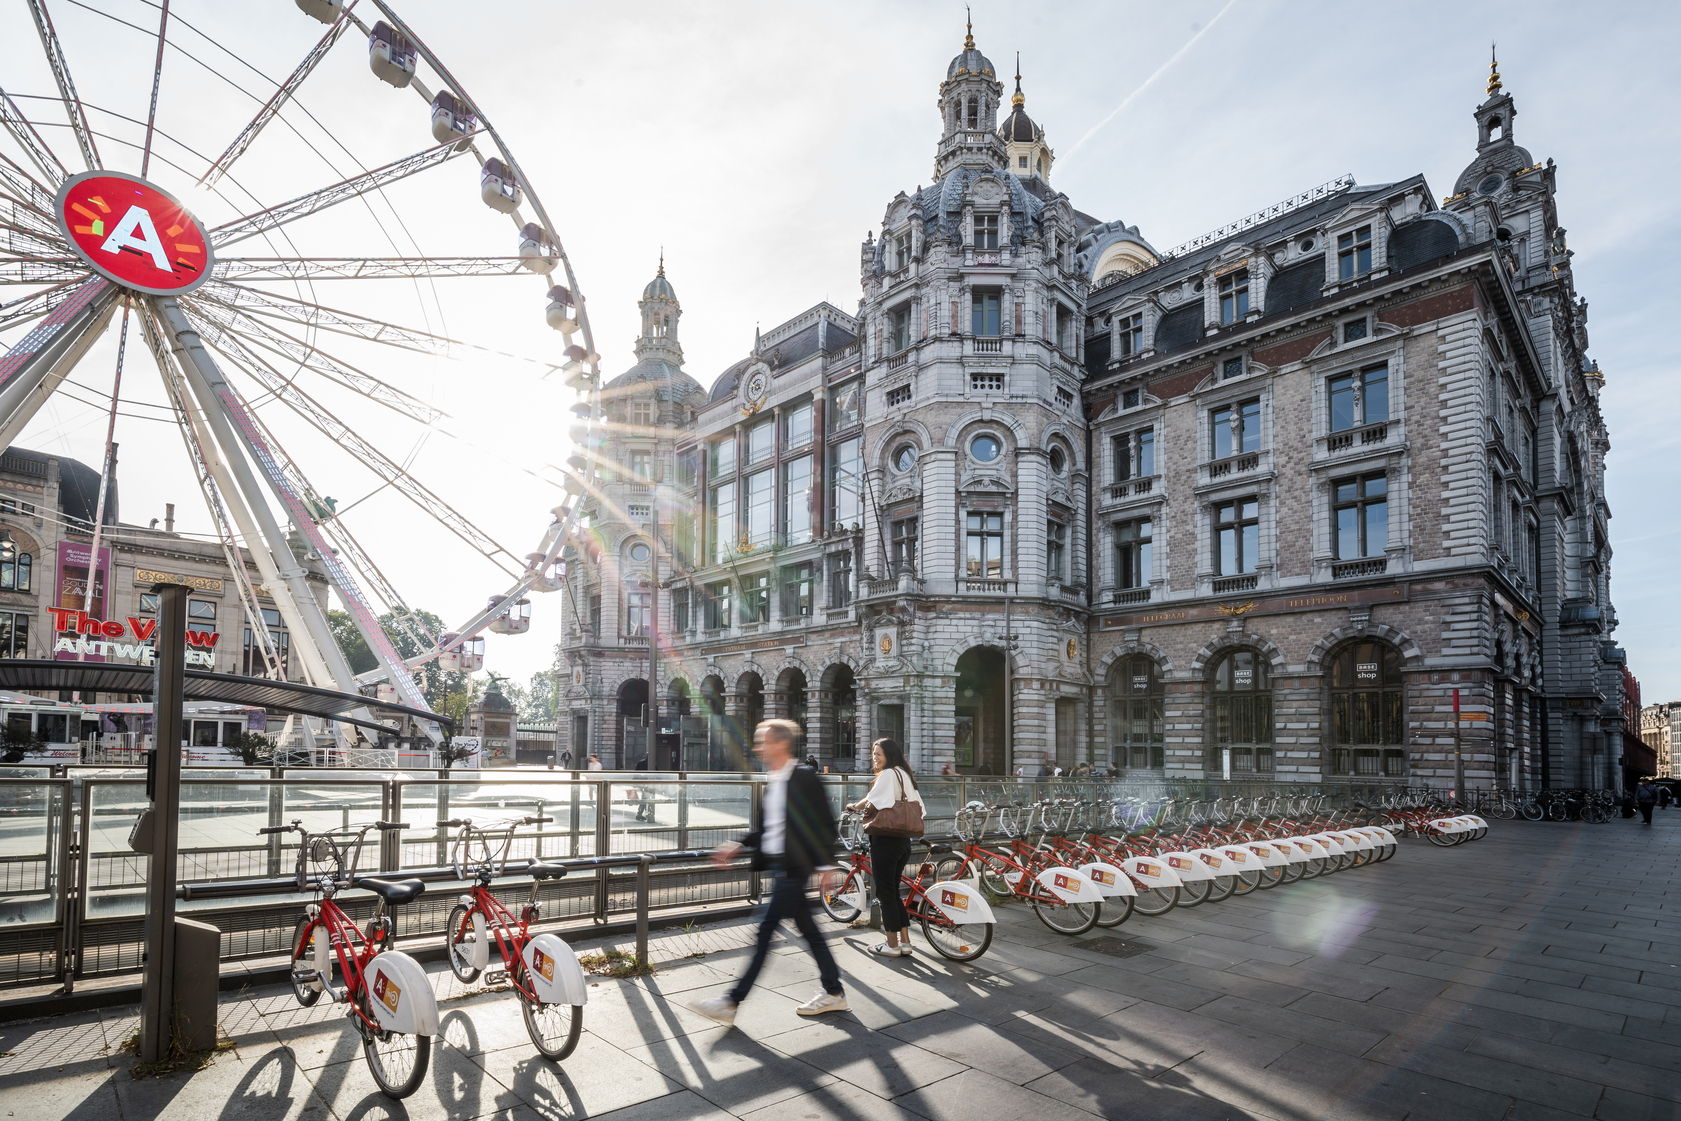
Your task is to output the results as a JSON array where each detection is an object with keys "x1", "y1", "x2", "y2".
[
  {"x1": 1636, "y1": 780, "x2": 1658, "y2": 825},
  {"x1": 695, "y1": 719, "x2": 847, "y2": 1023}
]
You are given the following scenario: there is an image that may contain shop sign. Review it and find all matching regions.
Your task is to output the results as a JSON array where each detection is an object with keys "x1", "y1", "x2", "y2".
[{"x1": 46, "y1": 607, "x2": 219, "y2": 668}]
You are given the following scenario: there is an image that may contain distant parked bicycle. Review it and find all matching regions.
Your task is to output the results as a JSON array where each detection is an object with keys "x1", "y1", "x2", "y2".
[{"x1": 260, "y1": 819, "x2": 437, "y2": 1099}]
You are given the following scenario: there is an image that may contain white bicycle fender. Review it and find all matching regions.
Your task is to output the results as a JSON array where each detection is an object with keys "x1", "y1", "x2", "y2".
[
  {"x1": 1335, "y1": 830, "x2": 1373, "y2": 851},
  {"x1": 1191, "y1": 847, "x2": 1228, "y2": 874},
  {"x1": 1428, "y1": 817, "x2": 1463, "y2": 834},
  {"x1": 1272, "y1": 839, "x2": 1308, "y2": 863},
  {"x1": 522, "y1": 933, "x2": 589, "y2": 1006},
  {"x1": 1036, "y1": 866, "x2": 1105, "y2": 904},
  {"x1": 1308, "y1": 833, "x2": 1345, "y2": 853},
  {"x1": 1121, "y1": 855, "x2": 1184, "y2": 888},
  {"x1": 366, "y1": 950, "x2": 439, "y2": 1036},
  {"x1": 1079, "y1": 862, "x2": 1137, "y2": 897},
  {"x1": 1291, "y1": 837, "x2": 1331, "y2": 860},
  {"x1": 1218, "y1": 845, "x2": 1254, "y2": 868},
  {"x1": 929, "y1": 879, "x2": 998, "y2": 924},
  {"x1": 833, "y1": 885, "x2": 868, "y2": 915},
  {"x1": 469, "y1": 908, "x2": 490, "y2": 970},
  {"x1": 1158, "y1": 851, "x2": 1214, "y2": 883},
  {"x1": 1244, "y1": 841, "x2": 1289, "y2": 868},
  {"x1": 1367, "y1": 827, "x2": 1398, "y2": 845}
]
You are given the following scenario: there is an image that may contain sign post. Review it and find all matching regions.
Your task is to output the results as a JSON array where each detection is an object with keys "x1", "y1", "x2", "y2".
[{"x1": 137, "y1": 582, "x2": 188, "y2": 1064}]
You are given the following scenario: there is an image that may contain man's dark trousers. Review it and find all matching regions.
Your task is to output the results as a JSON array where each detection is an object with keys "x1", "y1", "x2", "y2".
[{"x1": 728, "y1": 862, "x2": 842, "y2": 1005}]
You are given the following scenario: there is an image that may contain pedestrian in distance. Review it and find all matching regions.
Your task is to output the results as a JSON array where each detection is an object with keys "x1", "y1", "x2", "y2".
[
  {"x1": 1636, "y1": 780, "x2": 1658, "y2": 825},
  {"x1": 696, "y1": 719, "x2": 847, "y2": 1025},
  {"x1": 1660, "y1": 784, "x2": 1674, "y2": 811},
  {"x1": 586, "y1": 754, "x2": 603, "y2": 771},
  {"x1": 633, "y1": 755, "x2": 654, "y2": 822},
  {"x1": 844, "y1": 737, "x2": 926, "y2": 958}
]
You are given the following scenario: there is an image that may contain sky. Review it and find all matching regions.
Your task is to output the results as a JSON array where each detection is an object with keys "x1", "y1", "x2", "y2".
[{"x1": 2, "y1": 0, "x2": 1678, "y2": 701}]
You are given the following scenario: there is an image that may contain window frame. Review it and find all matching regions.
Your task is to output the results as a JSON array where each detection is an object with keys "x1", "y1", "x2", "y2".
[
  {"x1": 972, "y1": 212, "x2": 1000, "y2": 251},
  {"x1": 963, "y1": 510, "x2": 1006, "y2": 579},
  {"x1": 1332, "y1": 472, "x2": 1389, "y2": 560},
  {"x1": 1327, "y1": 363, "x2": 1390, "y2": 433},
  {"x1": 1213, "y1": 496, "x2": 1260, "y2": 576},
  {"x1": 1113, "y1": 517, "x2": 1153, "y2": 590},
  {"x1": 1337, "y1": 224, "x2": 1373, "y2": 281},
  {"x1": 1217, "y1": 269, "x2": 1250, "y2": 325}
]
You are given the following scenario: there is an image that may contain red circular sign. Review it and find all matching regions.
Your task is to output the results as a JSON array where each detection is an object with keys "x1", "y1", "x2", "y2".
[{"x1": 56, "y1": 171, "x2": 213, "y2": 295}]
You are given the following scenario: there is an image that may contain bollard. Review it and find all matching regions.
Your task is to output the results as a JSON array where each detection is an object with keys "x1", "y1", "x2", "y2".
[
  {"x1": 172, "y1": 918, "x2": 220, "y2": 1052},
  {"x1": 634, "y1": 854, "x2": 652, "y2": 967}
]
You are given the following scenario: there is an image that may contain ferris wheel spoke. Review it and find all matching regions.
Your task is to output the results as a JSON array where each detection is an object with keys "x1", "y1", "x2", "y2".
[
  {"x1": 0, "y1": 149, "x2": 61, "y2": 216},
  {"x1": 181, "y1": 296, "x2": 444, "y2": 424},
  {"x1": 213, "y1": 256, "x2": 528, "y2": 281},
  {"x1": 0, "y1": 278, "x2": 84, "y2": 332},
  {"x1": 25, "y1": 0, "x2": 101, "y2": 171},
  {"x1": 0, "y1": 259, "x2": 81, "y2": 285},
  {"x1": 0, "y1": 90, "x2": 70, "y2": 184},
  {"x1": 209, "y1": 133, "x2": 482, "y2": 250}
]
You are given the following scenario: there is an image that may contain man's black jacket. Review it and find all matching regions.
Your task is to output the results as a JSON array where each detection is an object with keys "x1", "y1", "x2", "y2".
[{"x1": 738, "y1": 764, "x2": 839, "y2": 878}]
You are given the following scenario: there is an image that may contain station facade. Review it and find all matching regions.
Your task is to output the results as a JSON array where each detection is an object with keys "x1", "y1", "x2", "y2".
[{"x1": 559, "y1": 34, "x2": 1620, "y2": 789}]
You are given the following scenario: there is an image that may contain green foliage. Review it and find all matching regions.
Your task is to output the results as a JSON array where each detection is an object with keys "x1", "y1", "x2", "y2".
[
  {"x1": 0, "y1": 727, "x2": 47, "y2": 765},
  {"x1": 227, "y1": 731, "x2": 277, "y2": 767},
  {"x1": 328, "y1": 606, "x2": 474, "y2": 714}
]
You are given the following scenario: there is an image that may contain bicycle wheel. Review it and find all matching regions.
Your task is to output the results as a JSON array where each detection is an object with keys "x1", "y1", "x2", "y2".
[
  {"x1": 920, "y1": 913, "x2": 993, "y2": 961},
  {"x1": 1204, "y1": 872, "x2": 1236, "y2": 902},
  {"x1": 932, "y1": 855, "x2": 970, "y2": 883},
  {"x1": 1176, "y1": 878, "x2": 1212, "y2": 908},
  {"x1": 1518, "y1": 800, "x2": 1544, "y2": 822},
  {"x1": 1229, "y1": 867, "x2": 1263, "y2": 895},
  {"x1": 1130, "y1": 881, "x2": 1179, "y2": 916},
  {"x1": 1278, "y1": 860, "x2": 1306, "y2": 884},
  {"x1": 1425, "y1": 827, "x2": 1458, "y2": 847},
  {"x1": 1030, "y1": 896, "x2": 1099, "y2": 935},
  {"x1": 359, "y1": 993, "x2": 431, "y2": 1099},
  {"x1": 1582, "y1": 804, "x2": 1610, "y2": 825},
  {"x1": 1094, "y1": 893, "x2": 1135, "y2": 927},
  {"x1": 289, "y1": 916, "x2": 323, "y2": 1007},
  {"x1": 521, "y1": 987, "x2": 583, "y2": 1059},
  {"x1": 446, "y1": 903, "x2": 482, "y2": 983},
  {"x1": 820, "y1": 867, "x2": 866, "y2": 924},
  {"x1": 1253, "y1": 864, "x2": 1287, "y2": 889},
  {"x1": 978, "y1": 861, "x2": 1015, "y2": 902}
]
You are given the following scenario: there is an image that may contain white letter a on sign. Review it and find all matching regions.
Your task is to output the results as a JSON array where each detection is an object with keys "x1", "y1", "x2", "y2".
[{"x1": 100, "y1": 205, "x2": 172, "y2": 271}]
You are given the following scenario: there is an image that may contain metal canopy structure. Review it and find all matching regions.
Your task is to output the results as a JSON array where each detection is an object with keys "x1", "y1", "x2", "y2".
[{"x1": 0, "y1": 659, "x2": 450, "y2": 731}]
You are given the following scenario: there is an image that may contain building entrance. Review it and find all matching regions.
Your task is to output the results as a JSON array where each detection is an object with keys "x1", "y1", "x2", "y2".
[{"x1": 955, "y1": 646, "x2": 1007, "y2": 775}]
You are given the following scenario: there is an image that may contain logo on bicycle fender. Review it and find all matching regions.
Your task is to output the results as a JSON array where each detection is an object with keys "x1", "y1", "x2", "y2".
[
  {"x1": 374, "y1": 971, "x2": 402, "y2": 1013},
  {"x1": 1136, "y1": 862, "x2": 1161, "y2": 878},
  {"x1": 1089, "y1": 869, "x2": 1116, "y2": 886},
  {"x1": 533, "y1": 948, "x2": 556, "y2": 981},
  {"x1": 1224, "y1": 849, "x2": 1248, "y2": 862},
  {"x1": 940, "y1": 888, "x2": 969, "y2": 911},
  {"x1": 1053, "y1": 872, "x2": 1076, "y2": 892},
  {"x1": 1168, "y1": 856, "x2": 1192, "y2": 871}
]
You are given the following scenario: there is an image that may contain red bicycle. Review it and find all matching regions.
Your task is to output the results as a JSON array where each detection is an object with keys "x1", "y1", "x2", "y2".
[
  {"x1": 438, "y1": 815, "x2": 588, "y2": 1059},
  {"x1": 261, "y1": 819, "x2": 438, "y2": 1099}
]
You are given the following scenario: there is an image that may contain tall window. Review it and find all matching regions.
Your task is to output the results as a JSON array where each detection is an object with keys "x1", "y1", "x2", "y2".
[
  {"x1": 630, "y1": 400, "x2": 654, "y2": 427},
  {"x1": 1114, "y1": 518, "x2": 1152, "y2": 589},
  {"x1": 1210, "y1": 397, "x2": 1261, "y2": 459},
  {"x1": 1333, "y1": 473, "x2": 1388, "y2": 559},
  {"x1": 1110, "y1": 656, "x2": 1164, "y2": 770},
  {"x1": 1214, "y1": 497, "x2": 1260, "y2": 575},
  {"x1": 888, "y1": 304, "x2": 911, "y2": 352},
  {"x1": 1112, "y1": 427, "x2": 1155, "y2": 481},
  {"x1": 1117, "y1": 313, "x2": 1143, "y2": 358},
  {"x1": 746, "y1": 420, "x2": 775, "y2": 465},
  {"x1": 891, "y1": 231, "x2": 912, "y2": 270},
  {"x1": 970, "y1": 289, "x2": 1001, "y2": 336},
  {"x1": 242, "y1": 607, "x2": 289, "y2": 676},
  {"x1": 0, "y1": 552, "x2": 31, "y2": 592},
  {"x1": 709, "y1": 480, "x2": 736, "y2": 563},
  {"x1": 0, "y1": 610, "x2": 29, "y2": 658},
  {"x1": 782, "y1": 455, "x2": 812, "y2": 545},
  {"x1": 1046, "y1": 520, "x2": 1068, "y2": 582},
  {"x1": 745, "y1": 469, "x2": 774, "y2": 545},
  {"x1": 890, "y1": 516, "x2": 918, "y2": 572},
  {"x1": 1218, "y1": 269, "x2": 1250, "y2": 325},
  {"x1": 709, "y1": 435, "x2": 734, "y2": 478},
  {"x1": 780, "y1": 563, "x2": 814, "y2": 618},
  {"x1": 826, "y1": 549, "x2": 853, "y2": 608},
  {"x1": 783, "y1": 403, "x2": 813, "y2": 449},
  {"x1": 1328, "y1": 364, "x2": 1389, "y2": 432},
  {"x1": 1209, "y1": 649, "x2": 1273, "y2": 772},
  {"x1": 626, "y1": 450, "x2": 652, "y2": 483},
  {"x1": 671, "y1": 588, "x2": 690, "y2": 633},
  {"x1": 973, "y1": 213, "x2": 999, "y2": 250},
  {"x1": 1327, "y1": 640, "x2": 1404, "y2": 776},
  {"x1": 829, "y1": 437, "x2": 862, "y2": 531},
  {"x1": 964, "y1": 511, "x2": 1004, "y2": 578},
  {"x1": 625, "y1": 588, "x2": 652, "y2": 637},
  {"x1": 1337, "y1": 225, "x2": 1373, "y2": 280},
  {"x1": 703, "y1": 582, "x2": 731, "y2": 630},
  {"x1": 741, "y1": 573, "x2": 770, "y2": 623}
]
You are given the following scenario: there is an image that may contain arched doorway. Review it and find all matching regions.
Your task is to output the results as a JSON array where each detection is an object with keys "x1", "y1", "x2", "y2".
[
  {"x1": 776, "y1": 668, "x2": 809, "y2": 735},
  {"x1": 823, "y1": 664, "x2": 857, "y2": 768},
  {"x1": 700, "y1": 674, "x2": 729, "y2": 771},
  {"x1": 737, "y1": 672, "x2": 765, "y2": 769},
  {"x1": 615, "y1": 678, "x2": 649, "y2": 768},
  {"x1": 664, "y1": 679, "x2": 693, "y2": 771},
  {"x1": 955, "y1": 647, "x2": 1007, "y2": 776}
]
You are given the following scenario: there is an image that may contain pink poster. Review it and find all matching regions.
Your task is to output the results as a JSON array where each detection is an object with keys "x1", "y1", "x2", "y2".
[{"x1": 53, "y1": 541, "x2": 112, "y2": 661}]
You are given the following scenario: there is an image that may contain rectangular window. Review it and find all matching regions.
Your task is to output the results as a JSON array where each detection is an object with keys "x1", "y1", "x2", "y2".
[
  {"x1": 832, "y1": 381, "x2": 862, "y2": 429},
  {"x1": 964, "y1": 511, "x2": 1005, "y2": 579},
  {"x1": 1117, "y1": 313, "x2": 1143, "y2": 358},
  {"x1": 1221, "y1": 356, "x2": 1245, "y2": 381},
  {"x1": 625, "y1": 589, "x2": 652, "y2": 637},
  {"x1": 971, "y1": 289, "x2": 1001, "y2": 336},
  {"x1": 703, "y1": 582, "x2": 731, "y2": 630},
  {"x1": 1333, "y1": 473, "x2": 1388, "y2": 560},
  {"x1": 671, "y1": 588, "x2": 690, "y2": 633},
  {"x1": 675, "y1": 448, "x2": 699, "y2": 487},
  {"x1": 781, "y1": 455, "x2": 812, "y2": 545},
  {"x1": 1047, "y1": 520, "x2": 1068, "y2": 582},
  {"x1": 741, "y1": 573, "x2": 770, "y2": 623},
  {"x1": 1114, "y1": 519, "x2": 1152, "y2": 589},
  {"x1": 970, "y1": 372, "x2": 1005, "y2": 392},
  {"x1": 1054, "y1": 304, "x2": 1075, "y2": 352},
  {"x1": 630, "y1": 400, "x2": 654, "y2": 427},
  {"x1": 826, "y1": 550, "x2": 853, "y2": 609},
  {"x1": 888, "y1": 304, "x2": 911, "y2": 352},
  {"x1": 890, "y1": 516, "x2": 919, "y2": 571},
  {"x1": 1337, "y1": 225, "x2": 1373, "y2": 280},
  {"x1": 829, "y1": 437, "x2": 862, "y2": 530},
  {"x1": 1112, "y1": 427, "x2": 1155, "y2": 482},
  {"x1": 243, "y1": 627, "x2": 290, "y2": 676},
  {"x1": 626, "y1": 450, "x2": 652, "y2": 483},
  {"x1": 0, "y1": 610, "x2": 30, "y2": 658},
  {"x1": 1218, "y1": 269, "x2": 1250, "y2": 325},
  {"x1": 783, "y1": 403, "x2": 813, "y2": 449},
  {"x1": 588, "y1": 593, "x2": 601, "y2": 635},
  {"x1": 885, "y1": 384, "x2": 912, "y2": 408},
  {"x1": 1327, "y1": 364, "x2": 1389, "y2": 432},
  {"x1": 780, "y1": 563, "x2": 815, "y2": 618},
  {"x1": 746, "y1": 421, "x2": 775, "y2": 465},
  {"x1": 709, "y1": 480, "x2": 736, "y2": 563},
  {"x1": 709, "y1": 435, "x2": 735, "y2": 478},
  {"x1": 1343, "y1": 318, "x2": 1369, "y2": 343},
  {"x1": 745, "y1": 468, "x2": 775, "y2": 546},
  {"x1": 892, "y1": 231, "x2": 912, "y2": 270},
  {"x1": 1122, "y1": 388, "x2": 1142, "y2": 410},
  {"x1": 1056, "y1": 386, "x2": 1075, "y2": 409},
  {"x1": 1214, "y1": 497, "x2": 1260, "y2": 575},
  {"x1": 188, "y1": 599, "x2": 216, "y2": 622},
  {"x1": 1210, "y1": 398, "x2": 1261, "y2": 458},
  {"x1": 973, "y1": 213, "x2": 999, "y2": 250}
]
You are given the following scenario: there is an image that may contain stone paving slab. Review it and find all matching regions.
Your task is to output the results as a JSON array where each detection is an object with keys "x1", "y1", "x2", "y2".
[{"x1": 5, "y1": 814, "x2": 1681, "y2": 1119}]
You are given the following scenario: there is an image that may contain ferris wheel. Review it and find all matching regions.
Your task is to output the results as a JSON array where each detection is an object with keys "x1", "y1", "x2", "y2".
[{"x1": 0, "y1": 0, "x2": 604, "y2": 739}]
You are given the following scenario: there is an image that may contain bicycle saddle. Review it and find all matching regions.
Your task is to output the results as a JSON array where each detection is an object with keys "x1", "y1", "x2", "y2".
[
  {"x1": 924, "y1": 843, "x2": 953, "y2": 855},
  {"x1": 527, "y1": 859, "x2": 569, "y2": 881},
  {"x1": 354, "y1": 876, "x2": 425, "y2": 905}
]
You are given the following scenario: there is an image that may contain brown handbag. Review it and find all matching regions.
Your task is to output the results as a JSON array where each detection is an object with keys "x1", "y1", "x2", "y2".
[{"x1": 863, "y1": 769, "x2": 925, "y2": 837}]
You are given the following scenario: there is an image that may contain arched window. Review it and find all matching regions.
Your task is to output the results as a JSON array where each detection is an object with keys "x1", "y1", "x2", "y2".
[
  {"x1": 1206, "y1": 649, "x2": 1272, "y2": 773},
  {"x1": 0, "y1": 552, "x2": 31, "y2": 593},
  {"x1": 1108, "y1": 656, "x2": 1163, "y2": 771},
  {"x1": 1327, "y1": 640, "x2": 1405, "y2": 777}
]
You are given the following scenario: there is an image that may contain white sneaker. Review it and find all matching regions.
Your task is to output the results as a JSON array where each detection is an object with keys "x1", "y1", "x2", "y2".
[
  {"x1": 693, "y1": 996, "x2": 738, "y2": 1025},
  {"x1": 795, "y1": 991, "x2": 848, "y2": 1016}
]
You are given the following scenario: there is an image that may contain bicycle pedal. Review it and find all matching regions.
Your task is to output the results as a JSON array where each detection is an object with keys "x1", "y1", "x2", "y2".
[{"x1": 484, "y1": 968, "x2": 509, "y2": 985}]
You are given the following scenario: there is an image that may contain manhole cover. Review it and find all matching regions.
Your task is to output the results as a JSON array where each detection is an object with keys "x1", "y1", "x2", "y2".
[{"x1": 1082, "y1": 936, "x2": 1154, "y2": 958}]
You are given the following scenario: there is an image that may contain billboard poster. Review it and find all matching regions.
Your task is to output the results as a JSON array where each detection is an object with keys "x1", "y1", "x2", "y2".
[{"x1": 54, "y1": 542, "x2": 112, "y2": 661}]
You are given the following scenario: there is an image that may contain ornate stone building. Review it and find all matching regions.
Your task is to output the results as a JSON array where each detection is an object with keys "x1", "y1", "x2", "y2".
[{"x1": 559, "y1": 33, "x2": 1621, "y2": 789}]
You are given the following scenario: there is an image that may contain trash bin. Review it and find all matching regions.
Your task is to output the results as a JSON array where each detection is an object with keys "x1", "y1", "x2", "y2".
[{"x1": 173, "y1": 918, "x2": 220, "y2": 1052}]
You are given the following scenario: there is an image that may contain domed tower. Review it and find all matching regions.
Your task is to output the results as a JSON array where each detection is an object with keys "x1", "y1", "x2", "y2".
[
  {"x1": 934, "y1": 14, "x2": 1006, "y2": 179},
  {"x1": 999, "y1": 57, "x2": 1053, "y2": 182},
  {"x1": 635, "y1": 254, "x2": 683, "y2": 368}
]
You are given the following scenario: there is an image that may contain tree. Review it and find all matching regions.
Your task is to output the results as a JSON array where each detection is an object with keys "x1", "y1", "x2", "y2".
[
  {"x1": 0, "y1": 726, "x2": 46, "y2": 765},
  {"x1": 228, "y1": 730, "x2": 277, "y2": 767},
  {"x1": 328, "y1": 607, "x2": 473, "y2": 714},
  {"x1": 438, "y1": 737, "x2": 478, "y2": 770}
]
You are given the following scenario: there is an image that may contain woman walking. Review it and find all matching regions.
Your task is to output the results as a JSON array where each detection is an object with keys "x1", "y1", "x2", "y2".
[{"x1": 845, "y1": 737, "x2": 925, "y2": 957}]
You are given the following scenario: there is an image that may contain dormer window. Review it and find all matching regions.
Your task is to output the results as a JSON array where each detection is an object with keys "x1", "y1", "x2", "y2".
[
  {"x1": 888, "y1": 304, "x2": 912, "y2": 352},
  {"x1": 1337, "y1": 226, "x2": 1373, "y2": 280},
  {"x1": 1218, "y1": 269, "x2": 1250, "y2": 325},
  {"x1": 1117, "y1": 313, "x2": 1144, "y2": 358},
  {"x1": 973, "y1": 213, "x2": 1000, "y2": 250},
  {"x1": 630, "y1": 400, "x2": 654, "y2": 427},
  {"x1": 892, "y1": 231, "x2": 912, "y2": 270}
]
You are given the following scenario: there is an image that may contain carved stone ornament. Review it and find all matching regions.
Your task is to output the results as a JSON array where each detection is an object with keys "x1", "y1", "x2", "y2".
[
  {"x1": 879, "y1": 634, "x2": 894, "y2": 654},
  {"x1": 1065, "y1": 639, "x2": 1078, "y2": 660},
  {"x1": 1217, "y1": 601, "x2": 1258, "y2": 617},
  {"x1": 970, "y1": 177, "x2": 1005, "y2": 205}
]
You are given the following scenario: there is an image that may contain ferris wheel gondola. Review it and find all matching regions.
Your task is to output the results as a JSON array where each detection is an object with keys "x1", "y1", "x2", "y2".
[{"x1": 0, "y1": 0, "x2": 605, "y2": 744}]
